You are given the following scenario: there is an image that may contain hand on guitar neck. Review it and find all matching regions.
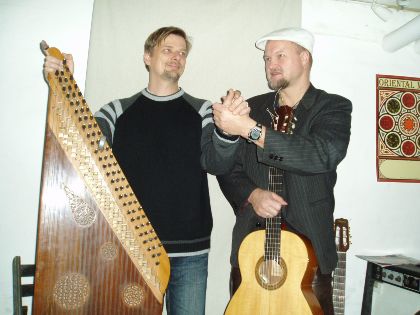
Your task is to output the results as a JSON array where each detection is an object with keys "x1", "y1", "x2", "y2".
[{"x1": 248, "y1": 188, "x2": 287, "y2": 218}]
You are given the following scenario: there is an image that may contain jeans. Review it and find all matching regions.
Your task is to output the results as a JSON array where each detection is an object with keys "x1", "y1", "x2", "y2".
[{"x1": 165, "y1": 253, "x2": 209, "y2": 315}]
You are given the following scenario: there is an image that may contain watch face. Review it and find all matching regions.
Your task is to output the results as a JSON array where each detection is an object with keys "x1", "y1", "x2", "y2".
[
  {"x1": 250, "y1": 127, "x2": 261, "y2": 140},
  {"x1": 248, "y1": 124, "x2": 262, "y2": 142}
]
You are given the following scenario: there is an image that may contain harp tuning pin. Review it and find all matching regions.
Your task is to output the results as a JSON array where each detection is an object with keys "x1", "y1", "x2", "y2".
[{"x1": 98, "y1": 136, "x2": 107, "y2": 151}]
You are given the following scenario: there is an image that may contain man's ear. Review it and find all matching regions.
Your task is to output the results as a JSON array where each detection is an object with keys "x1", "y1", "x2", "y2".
[
  {"x1": 143, "y1": 53, "x2": 151, "y2": 66},
  {"x1": 300, "y1": 50, "x2": 310, "y2": 67}
]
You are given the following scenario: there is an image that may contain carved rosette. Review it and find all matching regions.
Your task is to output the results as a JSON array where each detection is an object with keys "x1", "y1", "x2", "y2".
[
  {"x1": 100, "y1": 242, "x2": 118, "y2": 261},
  {"x1": 53, "y1": 273, "x2": 90, "y2": 310},
  {"x1": 122, "y1": 283, "x2": 145, "y2": 307}
]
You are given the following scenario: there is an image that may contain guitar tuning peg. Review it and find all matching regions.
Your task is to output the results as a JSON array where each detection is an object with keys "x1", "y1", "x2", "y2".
[{"x1": 291, "y1": 124, "x2": 295, "y2": 129}]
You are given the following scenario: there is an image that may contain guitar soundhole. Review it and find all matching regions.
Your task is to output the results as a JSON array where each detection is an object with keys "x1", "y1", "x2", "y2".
[{"x1": 255, "y1": 257, "x2": 287, "y2": 290}]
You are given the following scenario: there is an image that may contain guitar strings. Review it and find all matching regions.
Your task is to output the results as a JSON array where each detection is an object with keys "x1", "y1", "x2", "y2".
[
  {"x1": 266, "y1": 168, "x2": 284, "y2": 289},
  {"x1": 264, "y1": 90, "x2": 297, "y2": 291}
]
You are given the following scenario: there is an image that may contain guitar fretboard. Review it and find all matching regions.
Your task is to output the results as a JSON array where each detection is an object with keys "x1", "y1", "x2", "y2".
[
  {"x1": 332, "y1": 251, "x2": 346, "y2": 315},
  {"x1": 265, "y1": 166, "x2": 283, "y2": 262},
  {"x1": 268, "y1": 168, "x2": 284, "y2": 194},
  {"x1": 264, "y1": 103, "x2": 294, "y2": 264}
]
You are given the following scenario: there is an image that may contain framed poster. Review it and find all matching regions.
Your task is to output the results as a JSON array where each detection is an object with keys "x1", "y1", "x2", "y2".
[{"x1": 376, "y1": 74, "x2": 420, "y2": 183}]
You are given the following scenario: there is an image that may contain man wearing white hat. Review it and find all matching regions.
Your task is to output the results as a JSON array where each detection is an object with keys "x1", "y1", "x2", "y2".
[{"x1": 213, "y1": 27, "x2": 352, "y2": 314}]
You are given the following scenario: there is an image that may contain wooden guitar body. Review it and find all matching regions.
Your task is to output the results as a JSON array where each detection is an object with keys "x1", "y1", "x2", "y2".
[{"x1": 225, "y1": 230, "x2": 322, "y2": 315}]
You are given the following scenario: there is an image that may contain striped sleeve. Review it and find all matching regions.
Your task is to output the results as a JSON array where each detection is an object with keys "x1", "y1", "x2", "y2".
[
  {"x1": 94, "y1": 100, "x2": 124, "y2": 145},
  {"x1": 183, "y1": 93, "x2": 240, "y2": 175}
]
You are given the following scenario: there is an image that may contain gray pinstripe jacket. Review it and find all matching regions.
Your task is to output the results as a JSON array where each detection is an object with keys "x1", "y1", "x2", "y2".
[{"x1": 217, "y1": 84, "x2": 352, "y2": 273}]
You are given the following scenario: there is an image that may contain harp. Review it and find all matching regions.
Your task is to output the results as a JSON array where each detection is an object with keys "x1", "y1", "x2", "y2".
[{"x1": 33, "y1": 42, "x2": 169, "y2": 314}]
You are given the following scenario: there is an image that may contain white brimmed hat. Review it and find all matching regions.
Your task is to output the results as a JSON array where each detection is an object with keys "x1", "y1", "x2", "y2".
[{"x1": 255, "y1": 27, "x2": 314, "y2": 53}]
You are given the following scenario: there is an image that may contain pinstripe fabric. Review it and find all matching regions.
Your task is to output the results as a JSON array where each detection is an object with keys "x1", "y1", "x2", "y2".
[{"x1": 217, "y1": 84, "x2": 352, "y2": 273}]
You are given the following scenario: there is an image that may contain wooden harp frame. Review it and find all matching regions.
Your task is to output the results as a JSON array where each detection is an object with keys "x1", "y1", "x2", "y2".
[{"x1": 33, "y1": 42, "x2": 169, "y2": 314}]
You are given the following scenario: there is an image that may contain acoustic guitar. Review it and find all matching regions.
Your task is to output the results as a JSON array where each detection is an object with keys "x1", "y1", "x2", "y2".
[
  {"x1": 224, "y1": 102, "x2": 322, "y2": 315},
  {"x1": 332, "y1": 218, "x2": 350, "y2": 315}
]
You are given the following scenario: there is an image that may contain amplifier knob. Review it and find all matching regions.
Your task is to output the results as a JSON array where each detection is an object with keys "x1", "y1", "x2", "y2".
[
  {"x1": 395, "y1": 276, "x2": 401, "y2": 282},
  {"x1": 388, "y1": 274, "x2": 394, "y2": 280},
  {"x1": 403, "y1": 276, "x2": 419, "y2": 290}
]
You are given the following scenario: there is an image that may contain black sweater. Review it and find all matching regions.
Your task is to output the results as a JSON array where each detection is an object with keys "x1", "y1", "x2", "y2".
[{"x1": 95, "y1": 88, "x2": 239, "y2": 255}]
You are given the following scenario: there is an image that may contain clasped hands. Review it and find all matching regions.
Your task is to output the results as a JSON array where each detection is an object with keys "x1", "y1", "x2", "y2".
[{"x1": 212, "y1": 89, "x2": 255, "y2": 138}]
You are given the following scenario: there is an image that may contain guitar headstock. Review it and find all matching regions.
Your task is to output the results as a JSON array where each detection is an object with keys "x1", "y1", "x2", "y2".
[
  {"x1": 272, "y1": 106, "x2": 296, "y2": 134},
  {"x1": 334, "y1": 218, "x2": 350, "y2": 252}
]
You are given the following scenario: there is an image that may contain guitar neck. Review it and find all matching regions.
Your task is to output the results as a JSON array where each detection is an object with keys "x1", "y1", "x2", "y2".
[
  {"x1": 264, "y1": 103, "x2": 294, "y2": 263},
  {"x1": 332, "y1": 251, "x2": 346, "y2": 315},
  {"x1": 268, "y1": 166, "x2": 284, "y2": 195},
  {"x1": 264, "y1": 216, "x2": 281, "y2": 261},
  {"x1": 264, "y1": 166, "x2": 284, "y2": 261}
]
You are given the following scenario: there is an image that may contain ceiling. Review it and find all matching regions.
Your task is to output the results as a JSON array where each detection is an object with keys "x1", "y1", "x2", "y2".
[{"x1": 335, "y1": 0, "x2": 420, "y2": 12}]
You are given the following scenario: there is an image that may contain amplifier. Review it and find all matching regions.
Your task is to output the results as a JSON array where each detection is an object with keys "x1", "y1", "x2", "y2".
[
  {"x1": 372, "y1": 264, "x2": 420, "y2": 294},
  {"x1": 362, "y1": 262, "x2": 420, "y2": 315}
]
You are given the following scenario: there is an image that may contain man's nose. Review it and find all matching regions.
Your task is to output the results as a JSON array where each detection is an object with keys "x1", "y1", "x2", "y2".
[
  {"x1": 267, "y1": 60, "x2": 277, "y2": 70},
  {"x1": 171, "y1": 52, "x2": 182, "y2": 60}
]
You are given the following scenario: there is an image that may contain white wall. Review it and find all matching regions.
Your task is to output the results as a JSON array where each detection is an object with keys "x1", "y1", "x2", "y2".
[
  {"x1": 1, "y1": 1, "x2": 419, "y2": 315},
  {"x1": 303, "y1": 1, "x2": 420, "y2": 314},
  {"x1": 0, "y1": 1, "x2": 93, "y2": 314}
]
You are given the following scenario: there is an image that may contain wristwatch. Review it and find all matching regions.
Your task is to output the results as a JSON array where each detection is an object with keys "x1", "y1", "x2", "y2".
[{"x1": 247, "y1": 123, "x2": 262, "y2": 142}]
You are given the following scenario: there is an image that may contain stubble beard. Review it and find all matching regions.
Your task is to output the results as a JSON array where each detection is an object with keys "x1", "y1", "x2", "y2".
[
  {"x1": 268, "y1": 77, "x2": 289, "y2": 91},
  {"x1": 163, "y1": 70, "x2": 181, "y2": 82}
]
